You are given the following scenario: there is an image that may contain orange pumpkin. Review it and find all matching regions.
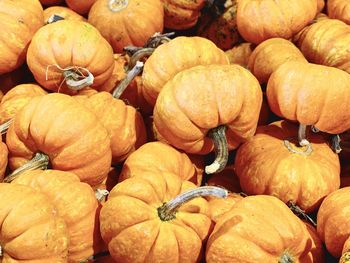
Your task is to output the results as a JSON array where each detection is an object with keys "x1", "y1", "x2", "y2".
[
  {"x1": 0, "y1": 183, "x2": 68, "y2": 261},
  {"x1": 207, "y1": 193, "x2": 243, "y2": 223},
  {"x1": 65, "y1": 0, "x2": 96, "y2": 15},
  {"x1": 142, "y1": 36, "x2": 229, "y2": 107},
  {"x1": 237, "y1": 0, "x2": 317, "y2": 44},
  {"x1": 88, "y1": 0, "x2": 164, "y2": 53},
  {"x1": 6, "y1": 93, "x2": 112, "y2": 186},
  {"x1": 12, "y1": 169, "x2": 105, "y2": 262},
  {"x1": 247, "y1": 38, "x2": 307, "y2": 84},
  {"x1": 119, "y1": 141, "x2": 202, "y2": 185},
  {"x1": 235, "y1": 120, "x2": 340, "y2": 212},
  {"x1": 317, "y1": 187, "x2": 350, "y2": 258},
  {"x1": 225, "y1": 42, "x2": 254, "y2": 67},
  {"x1": 327, "y1": 0, "x2": 350, "y2": 24},
  {"x1": 267, "y1": 61, "x2": 350, "y2": 134},
  {"x1": 100, "y1": 172, "x2": 218, "y2": 263},
  {"x1": 43, "y1": 6, "x2": 86, "y2": 23},
  {"x1": 0, "y1": 0, "x2": 44, "y2": 74},
  {"x1": 27, "y1": 20, "x2": 115, "y2": 94},
  {"x1": 206, "y1": 195, "x2": 324, "y2": 262},
  {"x1": 162, "y1": 0, "x2": 205, "y2": 30},
  {"x1": 153, "y1": 64, "x2": 262, "y2": 173},
  {"x1": 0, "y1": 84, "x2": 47, "y2": 124}
]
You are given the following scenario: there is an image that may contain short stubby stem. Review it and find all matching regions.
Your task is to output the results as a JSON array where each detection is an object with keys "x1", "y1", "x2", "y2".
[
  {"x1": 47, "y1": 14, "x2": 64, "y2": 24},
  {"x1": 109, "y1": 0, "x2": 128, "y2": 12},
  {"x1": 0, "y1": 119, "x2": 12, "y2": 135},
  {"x1": 331, "y1": 134, "x2": 342, "y2": 154},
  {"x1": 298, "y1": 124, "x2": 310, "y2": 147},
  {"x1": 279, "y1": 252, "x2": 294, "y2": 263},
  {"x1": 158, "y1": 186, "x2": 228, "y2": 221},
  {"x1": 0, "y1": 244, "x2": 2, "y2": 257},
  {"x1": 95, "y1": 189, "x2": 109, "y2": 202},
  {"x1": 205, "y1": 125, "x2": 228, "y2": 174},
  {"x1": 4, "y1": 153, "x2": 50, "y2": 183}
]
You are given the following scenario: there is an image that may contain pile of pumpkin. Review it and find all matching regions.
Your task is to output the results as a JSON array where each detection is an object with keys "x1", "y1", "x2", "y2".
[{"x1": 1, "y1": 0, "x2": 350, "y2": 262}]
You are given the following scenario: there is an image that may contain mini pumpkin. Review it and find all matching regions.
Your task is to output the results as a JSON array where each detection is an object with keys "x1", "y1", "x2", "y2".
[
  {"x1": 88, "y1": 0, "x2": 164, "y2": 53},
  {"x1": 327, "y1": 0, "x2": 350, "y2": 24},
  {"x1": 27, "y1": 20, "x2": 115, "y2": 94},
  {"x1": 0, "y1": 0, "x2": 44, "y2": 74}
]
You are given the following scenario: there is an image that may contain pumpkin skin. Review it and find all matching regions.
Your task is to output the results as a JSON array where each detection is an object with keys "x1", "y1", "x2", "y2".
[
  {"x1": 236, "y1": 0, "x2": 317, "y2": 44},
  {"x1": 6, "y1": 93, "x2": 112, "y2": 186},
  {"x1": 294, "y1": 19, "x2": 350, "y2": 74},
  {"x1": 88, "y1": 0, "x2": 164, "y2": 53},
  {"x1": 119, "y1": 141, "x2": 202, "y2": 186},
  {"x1": 267, "y1": 61, "x2": 350, "y2": 134},
  {"x1": 0, "y1": 183, "x2": 68, "y2": 261},
  {"x1": 27, "y1": 20, "x2": 115, "y2": 94},
  {"x1": 327, "y1": 0, "x2": 350, "y2": 24},
  {"x1": 206, "y1": 195, "x2": 323, "y2": 263},
  {"x1": 65, "y1": 0, "x2": 96, "y2": 15},
  {"x1": 0, "y1": 84, "x2": 47, "y2": 124},
  {"x1": 162, "y1": 0, "x2": 205, "y2": 30},
  {"x1": 0, "y1": 0, "x2": 44, "y2": 74},
  {"x1": 317, "y1": 187, "x2": 350, "y2": 258},
  {"x1": 207, "y1": 193, "x2": 243, "y2": 223},
  {"x1": 153, "y1": 64, "x2": 262, "y2": 154},
  {"x1": 100, "y1": 172, "x2": 212, "y2": 263},
  {"x1": 43, "y1": 6, "x2": 86, "y2": 23},
  {"x1": 235, "y1": 120, "x2": 340, "y2": 212},
  {"x1": 142, "y1": 36, "x2": 229, "y2": 107},
  {"x1": 247, "y1": 38, "x2": 307, "y2": 84},
  {"x1": 12, "y1": 169, "x2": 104, "y2": 262},
  {"x1": 225, "y1": 42, "x2": 254, "y2": 67}
]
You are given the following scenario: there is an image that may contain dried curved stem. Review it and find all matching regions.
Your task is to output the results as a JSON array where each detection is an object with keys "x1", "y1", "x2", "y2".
[
  {"x1": 158, "y1": 186, "x2": 228, "y2": 221},
  {"x1": 4, "y1": 153, "x2": 49, "y2": 183},
  {"x1": 283, "y1": 140, "x2": 313, "y2": 156},
  {"x1": 95, "y1": 189, "x2": 109, "y2": 202},
  {"x1": 331, "y1": 134, "x2": 342, "y2": 154},
  {"x1": 298, "y1": 124, "x2": 309, "y2": 147},
  {"x1": 205, "y1": 125, "x2": 228, "y2": 174},
  {"x1": 63, "y1": 68, "x2": 94, "y2": 90},
  {"x1": 0, "y1": 119, "x2": 12, "y2": 135},
  {"x1": 287, "y1": 201, "x2": 316, "y2": 227},
  {"x1": 109, "y1": 0, "x2": 128, "y2": 12},
  {"x1": 79, "y1": 251, "x2": 110, "y2": 263},
  {"x1": 128, "y1": 48, "x2": 154, "y2": 70},
  {"x1": 144, "y1": 32, "x2": 174, "y2": 48}
]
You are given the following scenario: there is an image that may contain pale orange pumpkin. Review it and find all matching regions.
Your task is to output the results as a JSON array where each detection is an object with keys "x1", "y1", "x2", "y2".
[{"x1": 328, "y1": 0, "x2": 350, "y2": 24}]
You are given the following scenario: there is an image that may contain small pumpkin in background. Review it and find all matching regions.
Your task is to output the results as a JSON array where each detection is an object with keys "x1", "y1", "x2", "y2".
[
  {"x1": 162, "y1": 0, "x2": 205, "y2": 30},
  {"x1": 225, "y1": 42, "x2": 254, "y2": 67},
  {"x1": 43, "y1": 6, "x2": 86, "y2": 23},
  {"x1": 27, "y1": 20, "x2": 115, "y2": 94},
  {"x1": 0, "y1": 183, "x2": 69, "y2": 261},
  {"x1": 0, "y1": 0, "x2": 44, "y2": 74},
  {"x1": 206, "y1": 195, "x2": 325, "y2": 263},
  {"x1": 65, "y1": 0, "x2": 96, "y2": 15},
  {"x1": 88, "y1": 0, "x2": 164, "y2": 53},
  {"x1": 11, "y1": 169, "x2": 106, "y2": 262},
  {"x1": 327, "y1": 0, "x2": 350, "y2": 24},
  {"x1": 119, "y1": 141, "x2": 202, "y2": 186},
  {"x1": 0, "y1": 84, "x2": 47, "y2": 124},
  {"x1": 236, "y1": 0, "x2": 317, "y2": 44},
  {"x1": 247, "y1": 38, "x2": 307, "y2": 84}
]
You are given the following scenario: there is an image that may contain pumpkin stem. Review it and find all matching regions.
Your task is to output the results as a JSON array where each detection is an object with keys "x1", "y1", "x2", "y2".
[
  {"x1": 279, "y1": 252, "x2": 295, "y2": 263},
  {"x1": 46, "y1": 14, "x2": 64, "y2": 24},
  {"x1": 112, "y1": 61, "x2": 144, "y2": 99},
  {"x1": 298, "y1": 124, "x2": 310, "y2": 147},
  {"x1": 158, "y1": 186, "x2": 228, "y2": 221},
  {"x1": 340, "y1": 251, "x2": 350, "y2": 263},
  {"x1": 144, "y1": 32, "x2": 174, "y2": 48},
  {"x1": 108, "y1": 0, "x2": 128, "y2": 12},
  {"x1": 63, "y1": 67, "x2": 94, "y2": 90},
  {"x1": 79, "y1": 251, "x2": 110, "y2": 263},
  {"x1": 287, "y1": 201, "x2": 316, "y2": 227},
  {"x1": 95, "y1": 189, "x2": 109, "y2": 202},
  {"x1": 331, "y1": 134, "x2": 342, "y2": 154},
  {"x1": 127, "y1": 48, "x2": 154, "y2": 70},
  {"x1": 0, "y1": 244, "x2": 2, "y2": 257},
  {"x1": 205, "y1": 125, "x2": 228, "y2": 174},
  {"x1": 0, "y1": 119, "x2": 12, "y2": 135},
  {"x1": 4, "y1": 153, "x2": 50, "y2": 183},
  {"x1": 311, "y1": 125, "x2": 319, "y2": 133}
]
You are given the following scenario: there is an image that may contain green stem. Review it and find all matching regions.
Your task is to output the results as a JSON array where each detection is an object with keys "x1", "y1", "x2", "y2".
[
  {"x1": 298, "y1": 124, "x2": 309, "y2": 147},
  {"x1": 0, "y1": 119, "x2": 12, "y2": 135},
  {"x1": 205, "y1": 125, "x2": 228, "y2": 174},
  {"x1": 283, "y1": 140, "x2": 313, "y2": 156},
  {"x1": 4, "y1": 153, "x2": 49, "y2": 183},
  {"x1": 158, "y1": 186, "x2": 228, "y2": 221}
]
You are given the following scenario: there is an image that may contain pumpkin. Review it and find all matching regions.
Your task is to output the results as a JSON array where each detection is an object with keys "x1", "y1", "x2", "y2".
[
  {"x1": 267, "y1": 61, "x2": 350, "y2": 134},
  {"x1": 88, "y1": 0, "x2": 164, "y2": 53},
  {"x1": 5, "y1": 93, "x2": 112, "y2": 186},
  {"x1": 317, "y1": 187, "x2": 350, "y2": 259},
  {"x1": 11, "y1": 169, "x2": 105, "y2": 262},
  {"x1": 206, "y1": 195, "x2": 324, "y2": 262},
  {"x1": 119, "y1": 141, "x2": 202, "y2": 185},
  {"x1": 100, "y1": 172, "x2": 226, "y2": 263},
  {"x1": 0, "y1": 0, "x2": 44, "y2": 74},
  {"x1": 197, "y1": 0, "x2": 241, "y2": 50},
  {"x1": 225, "y1": 42, "x2": 254, "y2": 67},
  {"x1": 0, "y1": 183, "x2": 68, "y2": 261},
  {"x1": 0, "y1": 84, "x2": 47, "y2": 124},
  {"x1": 142, "y1": 36, "x2": 229, "y2": 107},
  {"x1": 207, "y1": 193, "x2": 243, "y2": 223},
  {"x1": 294, "y1": 18, "x2": 350, "y2": 74},
  {"x1": 317, "y1": 0, "x2": 325, "y2": 13},
  {"x1": 236, "y1": 0, "x2": 317, "y2": 44},
  {"x1": 327, "y1": 0, "x2": 350, "y2": 24},
  {"x1": 65, "y1": 0, "x2": 96, "y2": 15},
  {"x1": 235, "y1": 120, "x2": 340, "y2": 212},
  {"x1": 43, "y1": 6, "x2": 86, "y2": 24},
  {"x1": 39, "y1": 0, "x2": 64, "y2": 5},
  {"x1": 153, "y1": 64, "x2": 262, "y2": 174},
  {"x1": 247, "y1": 38, "x2": 307, "y2": 84},
  {"x1": 162, "y1": 0, "x2": 205, "y2": 30},
  {"x1": 27, "y1": 20, "x2": 115, "y2": 94}
]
